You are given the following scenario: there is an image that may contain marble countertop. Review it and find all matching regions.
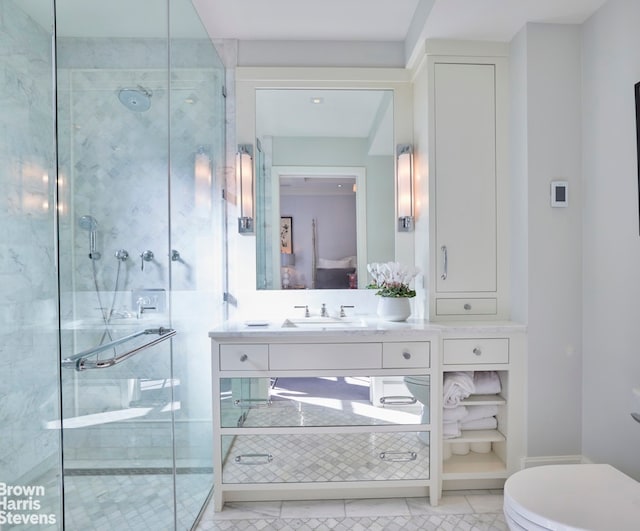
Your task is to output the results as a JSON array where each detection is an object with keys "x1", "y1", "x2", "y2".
[{"x1": 209, "y1": 317, "x2": 526, "y2": 340}]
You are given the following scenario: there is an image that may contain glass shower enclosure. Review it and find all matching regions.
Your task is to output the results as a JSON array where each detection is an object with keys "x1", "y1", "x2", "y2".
[{"x1": 1, "y1": 0, "x2": 225, "y2": 529}]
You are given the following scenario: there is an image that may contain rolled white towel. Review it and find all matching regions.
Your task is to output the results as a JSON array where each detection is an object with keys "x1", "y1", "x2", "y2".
[
  {"x1": 443, "y1": 420, "x2": 461, "y2": 439},
  {"x1": 461, "y1": 405, "x2": 498, "y2": 423},
  {"x1": 473, "y1": 371, "x2": 502, "y2": 394},
  {"x1": 443, "y1": 405, "x2": 468, "y2": 422},
  {"x1": 443, "y1": 372, "x2": 475, "y2": 408},
  {"x1": 461, "y1": 416, "x2": 498, "y2": 430}
]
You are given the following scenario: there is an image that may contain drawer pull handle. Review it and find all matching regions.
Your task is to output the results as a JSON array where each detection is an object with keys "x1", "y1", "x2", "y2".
[
  {"x1": 234, "y1": 453, "x2": 273, "y2": 465},
  {"x1": 234, "y1": 399, "x2": 272, "y2": 408},
  {"x1": 402, "y1": 352, "x2": 411, "y2": 360},
  {"x1": 473, "y1": 347, "x2": 482, "y2": 356},
  {"x1": 380, "y1": 396, "x2": 417, "y2": 405},
  {"x1": 379, "y1": 451, "x2": 417, "y2": 462},
  {"x1": 239, "y1": 354, "x2": 248, "y2": 362},
  {"x1": 464, "y1": 303, "x2": 472, "y2": 310}
]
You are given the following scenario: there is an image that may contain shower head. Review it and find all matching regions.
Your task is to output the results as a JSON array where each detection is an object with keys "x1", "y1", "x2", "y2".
[
  {"x1": 78, "y1": 215, "x2": 98, "y2": 231},
  {"x1": 78, "y1": 215, "x2": 100, "y2": 260},
  {"x1": 118, "y1": 86, "x2": 152, "y2": 112}
]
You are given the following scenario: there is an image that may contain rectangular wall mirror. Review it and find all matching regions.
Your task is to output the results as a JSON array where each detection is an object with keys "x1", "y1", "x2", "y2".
[{"x1": 255, "y1": 88, "x2": 396, "y2": 290}]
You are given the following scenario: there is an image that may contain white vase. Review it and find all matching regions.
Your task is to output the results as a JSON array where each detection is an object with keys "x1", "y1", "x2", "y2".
[{"x1": 376, "y1": 296, "x2": 411, "y2": 322}]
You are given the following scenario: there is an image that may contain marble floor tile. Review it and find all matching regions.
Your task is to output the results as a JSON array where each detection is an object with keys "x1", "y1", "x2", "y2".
[
  {"x1": 210, "y1": 500, "x2": 283, "y2": 520},
  {"x1": 281, "y1": 498, "x2": 346, "y2": 518},
  {"x1": 407, "y1": 494, "x2": 474, "y2": 515},
  {"x1": 344, "y1": 497, "x2": 411, "y2": 517},
  {"x1": 466, "y1": 494, "x2": 505, "y2": 513}
]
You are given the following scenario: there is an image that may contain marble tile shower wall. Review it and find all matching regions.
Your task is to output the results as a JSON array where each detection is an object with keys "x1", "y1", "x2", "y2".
[
  {"x1": 0, "y1": 0, "x2": 62, "y2": 496},
  {"x1": 55, "y1": 38, "x2": 224, "y2": 466}
]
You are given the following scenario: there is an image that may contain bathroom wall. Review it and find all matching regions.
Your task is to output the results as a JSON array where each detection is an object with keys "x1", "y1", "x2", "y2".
[
  {"x1": 0, "y1": 0, "x2": 62, "y2": 520},
  {"x1": 510, "y1": 24, "x2": 584, "y2": 459},
  {"x1": 581, "y1": 0, "x2": 640, "y2": 479}
]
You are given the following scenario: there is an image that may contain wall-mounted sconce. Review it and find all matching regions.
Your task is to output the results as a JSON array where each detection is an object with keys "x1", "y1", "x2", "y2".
[
  {"x1": 236, "y1": 144, "x2": 254, "y2": 233},
  {"x1": 396, "y1": 144, "x2": 414, "y2": 232}
]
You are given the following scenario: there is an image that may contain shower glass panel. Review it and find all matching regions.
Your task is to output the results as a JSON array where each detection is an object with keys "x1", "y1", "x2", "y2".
[
  {"x1": 0, "y1": 0, "x2": 63, "y2": 526},
  {"x1": 55, "y1": 0, "x2": 223, "y2": 528},
  {"x1": 168, "y1": 1, "x2": 224, "y2": 527}
]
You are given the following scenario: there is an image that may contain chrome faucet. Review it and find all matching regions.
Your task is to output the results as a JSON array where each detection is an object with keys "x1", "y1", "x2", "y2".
[
  {"x1": 321, "y1": 303, "x2": 328, "y2": 317},
  {"x1": 340, "y1": 305, "x2": 355, "y2": 318},
  {"x1": 294, "y1": 305, "x2": 310, "y2": 317}
]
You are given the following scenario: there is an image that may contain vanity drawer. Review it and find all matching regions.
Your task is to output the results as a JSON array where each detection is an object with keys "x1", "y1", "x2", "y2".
[
  {"x1": 220, "y1": 344, "x2": 269, "y2": 371},
  {"x1": 436, "y1": 298, "x2": 497, "y2": 316},
  {"x1": 269, "y1": 343, "x2": 382, "y2": 370},
  {"x1": 222, "y1": 431, "x2": 429, "y2": 484},
  {"x1": 443, "y1": 338, "x2": 509, "y2": 365},
  {"x1": 382, "y1": 342, "x2": 430, "y2": 368}
]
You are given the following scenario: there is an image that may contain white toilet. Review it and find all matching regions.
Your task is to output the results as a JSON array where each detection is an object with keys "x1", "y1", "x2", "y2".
[
  {"x1": 503, "y1": 464, "x2": 640, "y2": 530},
  {"x1": 403, "y1": 376, "x2": 430, "y2": 444}
]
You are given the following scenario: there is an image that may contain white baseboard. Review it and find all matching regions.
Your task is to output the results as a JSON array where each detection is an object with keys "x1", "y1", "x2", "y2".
[{"x1": 521, "y1": 455, "x2": 591, "y2": 469}]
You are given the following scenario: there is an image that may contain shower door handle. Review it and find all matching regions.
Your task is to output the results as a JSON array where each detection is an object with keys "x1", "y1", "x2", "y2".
[{"x1": 62, "y1": 327, "x2": 176, "y2": 371}]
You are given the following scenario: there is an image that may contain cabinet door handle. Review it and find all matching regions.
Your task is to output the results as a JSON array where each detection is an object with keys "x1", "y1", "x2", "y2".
[
  {"x1": 464, "y1": 303, "x2": 472, "y2": 311},
  {"x1": 379, "y1": 396, "x2": 417, "y2": 405},
  {"x1": 379, "y1": 451, "x2": 417, "y2": 462},
  {"x1": 473, "y1": 347, "x2": 482, "y2": 356},
  {"x1": 441, "y1": 245, "x2": 448, "y2": 280},
  {"x1": 239, "y1": 354, "x2": 248, "y2": 362},
  {"x1": 402, "y1": 351, "x2": 411, "y2": 360}
]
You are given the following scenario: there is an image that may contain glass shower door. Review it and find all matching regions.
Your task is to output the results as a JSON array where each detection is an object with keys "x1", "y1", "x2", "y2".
[{"x1": 55, "y1": 0, "x2": 223, "y2": 528}]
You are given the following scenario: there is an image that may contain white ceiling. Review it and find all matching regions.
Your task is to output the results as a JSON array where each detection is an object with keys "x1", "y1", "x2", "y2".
[
  {"x1": 194, "y1": 0, "x2": 608, "y2": 44},
  {"x1": 20, "y1": 0, "x2": 609, "y2": 44}
]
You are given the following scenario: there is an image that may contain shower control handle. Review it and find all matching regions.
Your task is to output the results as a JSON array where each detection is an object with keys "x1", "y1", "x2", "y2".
[{"x1": 140, "y1": 250, "x2": 154, "y2": 271}]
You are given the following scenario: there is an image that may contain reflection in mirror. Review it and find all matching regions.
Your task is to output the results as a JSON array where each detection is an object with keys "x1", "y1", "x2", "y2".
[{"x1": 255, "y1": 89, "x2": 395, "y2": 290}]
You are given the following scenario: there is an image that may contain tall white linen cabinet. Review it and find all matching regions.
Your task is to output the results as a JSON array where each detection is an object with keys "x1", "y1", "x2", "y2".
[{"x1": 425, "y1": 44, "x2": 510, "y2": 320}]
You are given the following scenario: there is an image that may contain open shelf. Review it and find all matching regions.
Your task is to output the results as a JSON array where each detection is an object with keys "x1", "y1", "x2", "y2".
[
  {"x1": 443, "y1": 451, "x2": 507, "y2": 478},
  {"x1": 447, "y1": 429, "x2": 505, "y2": 444}
]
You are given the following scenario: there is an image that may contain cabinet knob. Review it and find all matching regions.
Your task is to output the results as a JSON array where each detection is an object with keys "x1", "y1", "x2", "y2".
[
  {"x1": 402, "y1": 352, "x2": 411, "y2": 360},
  {"x1": 239, "y1": 354, "x2": 248, "y2": 362},
  {"x1": 464, "y1": 303, "x2": 472, "y2": 310},
  {"x1": 473, "y1": 347, "x2": 482, "y2": 356}
]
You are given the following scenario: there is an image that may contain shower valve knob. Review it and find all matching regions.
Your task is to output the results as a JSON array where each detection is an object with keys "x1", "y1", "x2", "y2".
[{"x1": 140, "y1": 250, "x2": 154, "y2": 271}]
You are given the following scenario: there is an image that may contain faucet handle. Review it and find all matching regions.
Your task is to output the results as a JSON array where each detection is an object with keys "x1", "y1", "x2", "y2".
[
  {"x1": 321, "y1": 303, "x2": 328, "y2": 317},
  {"x1": 294, "y1": 305, "x2": 310, "y2": 317},
  {"x1": 340, "y1": 305, "x2": 355, "y2": 318}
]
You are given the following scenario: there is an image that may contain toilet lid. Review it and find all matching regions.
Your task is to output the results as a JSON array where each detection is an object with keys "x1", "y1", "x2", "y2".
[{"x1": 504, "y1": 464, "x2": 640, "y2": 531}]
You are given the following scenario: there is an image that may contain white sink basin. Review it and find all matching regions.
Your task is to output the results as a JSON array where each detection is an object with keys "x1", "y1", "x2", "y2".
[{"x1": 282, "y1": 317, "x2": 368, "y2": 329}]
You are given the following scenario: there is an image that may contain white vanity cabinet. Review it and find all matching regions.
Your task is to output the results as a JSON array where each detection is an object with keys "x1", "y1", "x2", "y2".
[
  {"x1": 427, "y1": 48, "x2": 510, "y2": 320},
  {"x1": 210, "y1": 332, "x2": 438, "y2": 511},
  {"x1": 440, "y1": 328, "x2": 525, "y2": 490}
]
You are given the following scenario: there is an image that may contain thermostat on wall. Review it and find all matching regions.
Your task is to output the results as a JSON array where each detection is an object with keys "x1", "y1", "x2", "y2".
[{"x1": 551, "y1": 181, "x2": 568, "y2": 207}]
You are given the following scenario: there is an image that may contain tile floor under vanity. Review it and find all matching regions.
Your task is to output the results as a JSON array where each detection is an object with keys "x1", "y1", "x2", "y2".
[{"x1": 195, "y1": 491, "x2": 507, "y2": 530}]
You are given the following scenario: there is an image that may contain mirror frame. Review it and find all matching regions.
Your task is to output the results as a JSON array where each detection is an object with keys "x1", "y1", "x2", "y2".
[{"x1": 234, "y1": 67, "x2": 415, "y2": 294}]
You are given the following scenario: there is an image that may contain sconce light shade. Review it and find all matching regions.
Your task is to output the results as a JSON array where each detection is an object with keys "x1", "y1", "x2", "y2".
[
  {"x1": 194, "y1": 147, "x2": 212, "y2": 215},
  {"x1": 236, "y1": 144, "x2": 254, "y2": 233},
  {"x1": 396, "y1": 144, "x2": 414, "y2": 232}
]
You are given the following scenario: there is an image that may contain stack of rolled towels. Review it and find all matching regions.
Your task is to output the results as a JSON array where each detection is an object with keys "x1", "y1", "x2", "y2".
[{"x1": 443, "y1": 371, "x2": 501, "y2": 439}]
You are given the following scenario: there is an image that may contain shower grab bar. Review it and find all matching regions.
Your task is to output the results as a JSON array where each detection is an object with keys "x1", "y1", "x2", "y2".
[{"x1": 62, "y1": 327, "x2": 176, "y2": 371}]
